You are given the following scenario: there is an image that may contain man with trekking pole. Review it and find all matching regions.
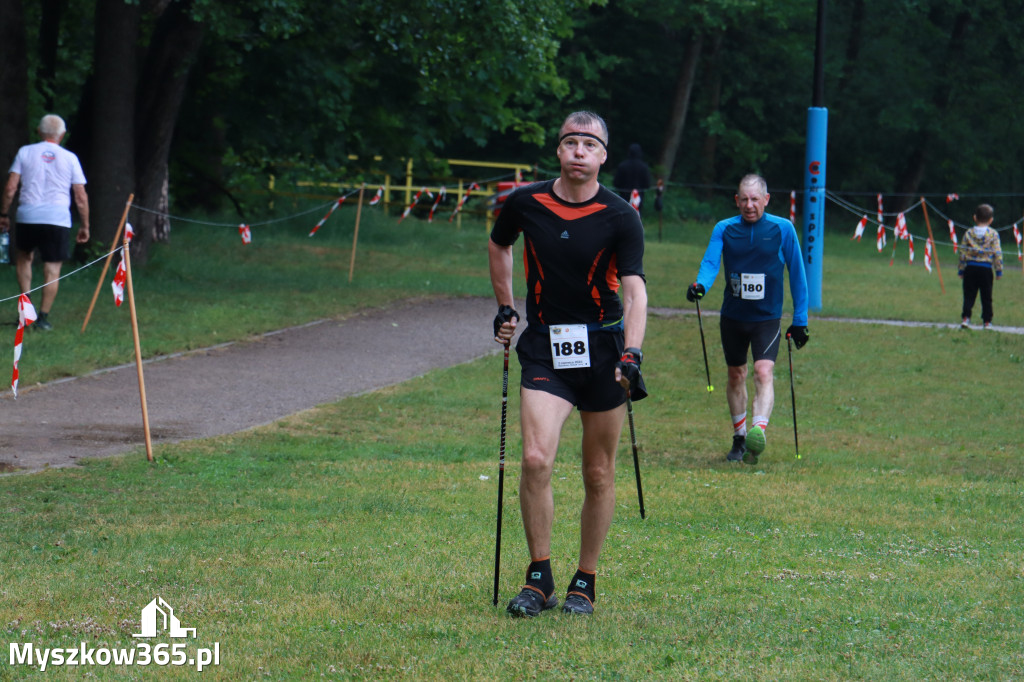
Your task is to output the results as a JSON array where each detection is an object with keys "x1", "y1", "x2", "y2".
[
  {"x1": 687, "y1": 174, "x2": 809, "y2": 465},
  {"x1": 489, "y1": 110, "x2": 647, "y2": 617}
]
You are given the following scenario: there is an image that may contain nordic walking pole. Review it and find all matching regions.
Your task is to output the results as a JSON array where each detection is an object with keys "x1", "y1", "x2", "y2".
[
  {"x1": 626, "y1": 391, "x2": 646, "y2": 519},
  {"x1": 786, "y1": 334, "x2": 800, "y2": 460},
  {"x1": 694, "y1": 298, "x2": 714, "y2": 394},
  {"x1": 123, "y1": 235, "x2": 153, "y2": 462},
  {"x1": 82, "y1": 193, "x2": 133, "y2": 333},
  {"x1": 492, "y1": 342, "x2": 510, "y2": 606}
]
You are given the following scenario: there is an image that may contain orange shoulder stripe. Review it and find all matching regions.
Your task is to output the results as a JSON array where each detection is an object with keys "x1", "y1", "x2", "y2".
[{"x1": 532, "y1": 193, "x2": 606, "y2": 221}]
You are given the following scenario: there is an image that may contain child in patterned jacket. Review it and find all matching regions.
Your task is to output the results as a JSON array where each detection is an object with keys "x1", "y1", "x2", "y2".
[{"x1": 958, "y1": 203, "x2": 1003, "y2": 329}]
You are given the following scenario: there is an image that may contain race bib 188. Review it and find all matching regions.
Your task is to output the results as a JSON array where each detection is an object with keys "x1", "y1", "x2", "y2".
[{"x1": 549, "y1": 324, "x2": 591, "y2": 369}]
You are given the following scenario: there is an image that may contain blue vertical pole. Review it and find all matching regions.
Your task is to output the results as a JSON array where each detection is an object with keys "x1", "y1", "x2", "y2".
[{"x1": 802, "y1": 108, "x2": 827, "y2": 311}]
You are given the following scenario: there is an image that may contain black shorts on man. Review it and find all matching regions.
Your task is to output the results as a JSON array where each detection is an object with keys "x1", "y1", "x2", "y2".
[
  {"x1": 516, "y1": 327, "x2": 647, "y2": 411},
  {"x1": 15, "y1": 223, "x2": 71, "y2": 262},
  {"x1": 719, "y1": 316, "x2": 782, "y2": 367}
]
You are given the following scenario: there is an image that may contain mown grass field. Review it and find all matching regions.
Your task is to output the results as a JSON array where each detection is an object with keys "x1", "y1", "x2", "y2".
[{"x1": 2, "y1": 201, "x2": 1022, "y2": 680}]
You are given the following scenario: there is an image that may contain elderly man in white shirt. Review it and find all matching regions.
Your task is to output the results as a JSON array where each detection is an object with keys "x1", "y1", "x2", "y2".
[{"x1": 0, "y1": 114, "x2": 90, "y2": 330}]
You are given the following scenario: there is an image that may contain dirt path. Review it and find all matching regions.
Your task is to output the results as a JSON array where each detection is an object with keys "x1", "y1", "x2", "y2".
[
  {"x1": 0, "y1": 297, "x2": 500, "y2": 474},
  {"x1": 2, "y1": 298, "x2": 1020, "y2": 474}
]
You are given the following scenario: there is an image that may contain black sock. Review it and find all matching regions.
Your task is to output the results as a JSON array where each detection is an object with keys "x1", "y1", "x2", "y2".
[
  {"x1": 567, "y1": 568, "x2": 596, "y2": 604},
  {"x1": 525, "y1": 558, "x2": 554, "y2": 598}
]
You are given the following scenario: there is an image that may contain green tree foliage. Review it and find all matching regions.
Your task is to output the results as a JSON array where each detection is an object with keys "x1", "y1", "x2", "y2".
[
  {"x1": 827, "y1": 0, "x2": 1024, "y2": 202},
  {"x1": 550, "y1": 0, "x2": 1024, "y2": 207},
  {"x1": 2, "y1": 0, "x2": 591, "y2": 256},
  {"x1": 4, "y1": 0, "x2": 1024, "y2": 250},
  {"x1": 181, "y1": 0, "x2": 587, "y2": 177}
]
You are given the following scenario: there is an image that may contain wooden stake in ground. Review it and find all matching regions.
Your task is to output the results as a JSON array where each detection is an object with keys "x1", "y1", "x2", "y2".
[
  {"x1": 920, "y1": 198, "x2": 946, "y2": 294},
  {"x1": 123, "y1": 235, "x2": 153, "y2": 462},
  {"x1": 82, "y1": 193, "x2": 134, "y2": 333},
  {"x1": 348, "y1": 184, "x2": 366, "y2": 283}
]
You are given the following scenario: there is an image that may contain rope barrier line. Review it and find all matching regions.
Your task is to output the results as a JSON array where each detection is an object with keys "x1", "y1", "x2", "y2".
[
  {"x1": 4, "y1": 174, "x2": 1018, "y2": 312},
  {"x1": 826, "y1": 192, "x2": 1020, "y2": 257},
  {"x1": 129, "y1": 198, "x2": 339, "y2": 228},
  {"x1": 0, "y1": 246, "x2": 124, "y2": 306},
  {"x1": 0, "y1": 171, "x2": 520, "y2": 306}
]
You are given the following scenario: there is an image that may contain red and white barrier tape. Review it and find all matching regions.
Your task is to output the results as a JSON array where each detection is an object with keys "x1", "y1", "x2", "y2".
[
  {"x1": 449, "y1": 183, "x2": 480, "y2": 222},
  {"x1": 428, "y1": 186, "x2": 447, "y2": 222},
  {"x1": 11, "y1": 294, "x2": 37, "y2": 398},
  {"x1": 852, "y1": 215, "x2": 867, "y2": 241},
  {"x1": 111, "y1": 223, "x2": 135, "y2": 307},
  {"x1": 309, "y1": 197, "x2": 346, "y2": 237},
  {"x1": 399, "y1": 187, "x2": 432, "y2": 223}
]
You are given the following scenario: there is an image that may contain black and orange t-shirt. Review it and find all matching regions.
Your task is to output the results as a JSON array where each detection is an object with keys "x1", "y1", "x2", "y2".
[{"x1": 490, "y1": 179, "x2": 645, "y2": 327}]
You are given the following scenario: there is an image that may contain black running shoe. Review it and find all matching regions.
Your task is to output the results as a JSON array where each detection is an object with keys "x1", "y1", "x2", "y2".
[
  {"x1": 506, "y1": 587, "x2": 557, "y2": 618},
  {"x1": 561, "y1": 593, "x2": 594, "y2": 615},
  {"x1": 726, "y1": 435, "x2": 746, "y2": 462}
]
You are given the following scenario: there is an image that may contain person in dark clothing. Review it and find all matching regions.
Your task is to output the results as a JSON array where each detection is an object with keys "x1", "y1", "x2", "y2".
[
  {"x1": 613, "y1": 143, "x2": 653, "y2": 214},
  {"x1": 490, "y1": 111, "x2": 648, "y2": 618}
]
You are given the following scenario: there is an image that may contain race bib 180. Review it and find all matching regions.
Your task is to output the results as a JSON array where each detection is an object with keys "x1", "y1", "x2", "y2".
[{"x1": 740, "y1": 273, "x2": 766, "y2": 300}]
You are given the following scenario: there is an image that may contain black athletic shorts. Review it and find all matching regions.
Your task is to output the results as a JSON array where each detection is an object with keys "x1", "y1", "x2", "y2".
[
  {"x1": 516, "y1": 326, "x2": 647, "y2": 411},
  {"x1": 15, "y1": 223, "x2": 71, "y2": 262},
  {"x1": 719, "y1": 316, "x2": 782, "y2": 367}
]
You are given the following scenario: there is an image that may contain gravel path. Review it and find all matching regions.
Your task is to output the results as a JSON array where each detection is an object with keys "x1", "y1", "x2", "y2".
[
  {"x1": 0, "y1": 297, "x2": 501, "y2": 474},
  {"x1": 2, "y1": 298, "x2": 1019, "y2": 474}
]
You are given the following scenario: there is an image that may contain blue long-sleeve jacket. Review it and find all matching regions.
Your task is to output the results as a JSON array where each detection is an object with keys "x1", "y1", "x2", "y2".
[{"x1": 695, "y1": 213, "x2": 808, "y2": 326}]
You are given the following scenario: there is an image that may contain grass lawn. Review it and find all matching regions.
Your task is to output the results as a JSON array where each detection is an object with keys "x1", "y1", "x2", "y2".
[{"x1": 2, "y1": 202, "x2": 1022, "y2": 679}]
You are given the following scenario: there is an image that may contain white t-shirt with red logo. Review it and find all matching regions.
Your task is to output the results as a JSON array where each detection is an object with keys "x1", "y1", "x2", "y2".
[{"x1": 9, "y1": 140, "x2": 87, "y2": 228}]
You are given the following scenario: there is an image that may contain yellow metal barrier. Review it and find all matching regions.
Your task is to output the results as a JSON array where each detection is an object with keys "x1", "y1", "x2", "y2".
[{"x1": 280, "y1": 157, "x2": 535, "y2": 228}]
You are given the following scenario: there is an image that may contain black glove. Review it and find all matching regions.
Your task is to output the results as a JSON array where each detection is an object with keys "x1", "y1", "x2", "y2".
[
  {"x1": 686, "y1": 282, "x2": 705, "y2": 302},
  {"x1": 786, "y1": 325, "x2": 809, "y2": 349},
  {"x1": 616, "y1": 347, "x2": 643, "y2": 388},
  {"x1": 493, "y1": 304, "x2": 519, "y2": 338}
]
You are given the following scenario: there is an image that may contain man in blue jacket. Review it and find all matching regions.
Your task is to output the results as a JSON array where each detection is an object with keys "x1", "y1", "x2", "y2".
[{"x1": 687, "y1": 174, "x2": 809, "y2": 464}]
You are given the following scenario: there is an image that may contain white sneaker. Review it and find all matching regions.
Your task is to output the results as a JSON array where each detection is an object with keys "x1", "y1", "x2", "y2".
[{"x1": 960, "y1": 318, "x2": 970, "y2": 329}]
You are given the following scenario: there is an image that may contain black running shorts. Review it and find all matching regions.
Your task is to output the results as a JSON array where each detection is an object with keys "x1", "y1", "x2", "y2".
[
  {"x1": 15, "y1": 223, "x2": 71, "y2": 262},
  {"x1": 719, "y1": 316, "x2": 782, "y2": 367},
  {"x1": 516, "y1": 326, "x2": 645, "y2": 411}
]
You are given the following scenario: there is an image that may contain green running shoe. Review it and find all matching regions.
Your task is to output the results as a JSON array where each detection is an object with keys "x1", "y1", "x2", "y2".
[{"x1": 745, "y1": 425, "x2": 766, "y2": 456}]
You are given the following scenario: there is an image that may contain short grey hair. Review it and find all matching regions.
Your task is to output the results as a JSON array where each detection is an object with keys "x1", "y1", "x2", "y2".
[
  {"x1": 38, "y1": 114, "x2": 67, "y2": 140},
  {"x1": 738, "y1": 174, "x2": 768, "y2": 196}
]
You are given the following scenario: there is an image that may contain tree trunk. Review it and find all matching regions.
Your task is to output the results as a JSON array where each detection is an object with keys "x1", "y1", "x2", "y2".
[
  {"x1": 893, "y1": 11, "x2": 971, "y2": 209},
  {"x1": 698, "y1": 32, "x2": 725, "y2": 199},
  {"x1": 131, "y1": 0, "x2": 205, "y2": 260},
  {"x1": 0, "y1": 0, "x2": 29, "y2": 172},
  {"x1": 89, "y1": 0, "x2": 140, "y2": 248},
  {"x1": 37, "y1": 0, "x2": 67, "y2": 111},
  {"x1": 656, "y1": 32, "x2": 703, "y2": 182},
  {"x1": 835, "y1": 0, "x2": 865, "y2": 97}
]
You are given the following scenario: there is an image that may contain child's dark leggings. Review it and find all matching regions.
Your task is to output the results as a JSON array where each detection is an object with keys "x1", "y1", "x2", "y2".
[{"x1": 961, "y1": 266, "x2": 994, "y2": 323}]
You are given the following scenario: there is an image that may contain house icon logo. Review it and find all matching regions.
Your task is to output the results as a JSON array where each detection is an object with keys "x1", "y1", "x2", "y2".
[{"x1": 132, "y1": 597, "x2": 197, "y2": 639}]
